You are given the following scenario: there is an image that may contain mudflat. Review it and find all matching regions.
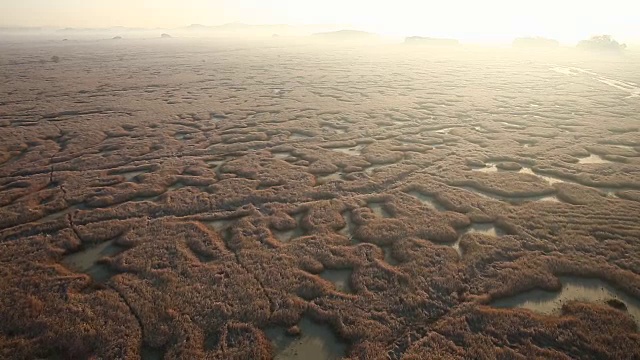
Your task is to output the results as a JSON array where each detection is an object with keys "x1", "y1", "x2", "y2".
[{"x1": 1, "y1": 39, "x2": 639, "y2": 359}]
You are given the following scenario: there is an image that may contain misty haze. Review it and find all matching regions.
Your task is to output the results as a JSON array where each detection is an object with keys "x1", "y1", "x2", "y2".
[{"x1": 1, "y1": 1, "x2": 640, "y2": 359}]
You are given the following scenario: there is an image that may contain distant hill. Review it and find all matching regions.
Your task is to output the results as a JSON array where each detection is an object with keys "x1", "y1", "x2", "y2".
[
  {"x1": 0, "y1": 26, "x2": 51, "y2": 32},
  {"x1": 404, "y1": 36, "x2": 459, "y2": 46},
  {"x1": 0, "y1": 26, "x2": 151, "y2": 41},
  {"x1": 311, "y1": 30, "x2": 379, "y2": 41},
  {"x1": 180, "y1": 23, "x2": 333, "y2": 37},
  {"x1": 0, "y1": 24, "x2": 350, "y2": 40},
  {"x1": 513, "y1": 37, "x2": 559, "y2": 48},
  {"x1": 183, "y1": 23, "x2": 293, "y2": 32},
  {"x1": 57, "y1": 26, "x2": 145, "y2": 33},
  {"x1": 185, "y1": 24, "x2": 208, "y2": 30}
]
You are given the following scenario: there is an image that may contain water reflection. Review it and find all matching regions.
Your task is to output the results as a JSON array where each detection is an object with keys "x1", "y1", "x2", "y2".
[
  {"x1": 266, "y1": 317, "x2": 347, "y2": 360},
  {"x1": 320, "y1": 269, "x2": 353, "y2": 293},
  {"x1": 491, "y1": 276, "x2": 640, "y2": 326},
  {"x1": 62, "y1": 239, "x2": 123, "y2": 282}
]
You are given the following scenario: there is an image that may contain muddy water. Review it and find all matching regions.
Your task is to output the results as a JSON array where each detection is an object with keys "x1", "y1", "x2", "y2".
[
  {"x1": 472, "y1": 164, "x2": 498, "y2": 173},
  {"x1": 595, "y1": 187, "x2": 621, "y2": 198},
  {"x1": 273, "y1": 214, "x2": 305, "y2": 242},
  {"x1": 518, "y1": 167, "x2": 612, "y2": 191},
  {"x1": 364, "y1": 164, "x2": 385, "y2": 176},
  {"x1": 434, "y1": 127, "x2": 454, "y2": 134},
  {"x1": 458, "y1": 185, "x2": 561, "y2": 205},
  {"x1": 205, "y1": 219, "x2": 234, "y2": 233},
  {"x1": 273, "y1": 152, "x2": 294, "y2": 160},
  {"x1": 331, "y1": 145, "x2": 364, "y2": 156},
  {"x1": 527, "y1": 171, "x2": 621, "y2": 198},
  {"x1": 290, "y1": 133, "x2": 312, "y2": 140},
  {"x1": 464, "y1": 223, "x2": 504, "y2": 237},
  {"x1": 338, "y1": 212, "x2": 355, "y2": 242},
  {"x1": 206, "y1": 160, "x2": 225, "y2": 168},
  {"x1": 472, "y1": 161, "x2": 567, "y2": 185},
  {"x1": 523, "y1": 195, "x2": 560, "y2": 203},
  {"x1": 273, "y1": 227, "x2": 305, "y2": 242},
  {"x1": 612, "y1": 145, "x2": 638, "y2": 153},
  {"x1": 140, "y1": 346, "x2": 164, "y2": 360},
  {"x1": 551, "y1": 67, "x2": 579, "y2": 76},
  {"x1": 174, "y1": 132, "x2": 189, "y2": 140},
  {"x1": 111, "y1": 169, "x2": 148, "y2": 181},
  {"x1": 62, "y1": 239, "x2": 123, "y2": 282},
  {"x1": 168, "y1": 181, "x2": 186, "y2": 191},
  {"x1": 206, "y1": 159, "x2": 226, "y2": 175},
  {"x1": 369, "y1": 202, "x2": 391, "y2": 218},
  {"x1": 382, "y1": 246, "x2": 399, "y2": 265},
  {"x1": 500, "y1": 121, "x2": 526, "y2": 129},
  {"x1": 320, "y1": 269, "x2": 353, "y2": 293},
  {"x1": 266, "y1": 317, "x2": 347, "y2": 360},
  {"x1": 407, "y1": 191, "x2": 446, "y2": 211},
  {"x1": 578, "y1": 154, "x2": 612, "y2": 164},
  {"x1": 550, "y1": 66, "x2": 640, "y2": 99},
  {"x1": 597, "y1": 78, "x2": 640, "y2": 98},
  {"x1": 316, "y1": 172, "x2": 343, "y2": 185},
  {"x1": 491, "y1": 276, "x2": 640, "y2": 326},
  {"x1": 472, "y1": 161, "x2": 627, "y2": 197},
  {"x1": 452, "y1": 223, "x2": 505, "y2": 255},
  {"x1": 37, "y1": 204, "x2": 85, "y2": 223}
]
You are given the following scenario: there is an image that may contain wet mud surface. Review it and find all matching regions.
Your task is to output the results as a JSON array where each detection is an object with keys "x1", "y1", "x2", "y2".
[{"x1": 1, "y1": 40, "x2": 640, "y2": 359}]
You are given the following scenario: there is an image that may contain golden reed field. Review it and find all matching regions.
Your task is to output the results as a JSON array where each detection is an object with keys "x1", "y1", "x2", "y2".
[{"x1": 1, "y1": 38, "x2": 640, "y2": 359}]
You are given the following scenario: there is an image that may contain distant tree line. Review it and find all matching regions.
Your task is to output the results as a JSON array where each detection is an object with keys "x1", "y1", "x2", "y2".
[{"x1": 578, "y1": 35, "x2": 626, "y2": 52}]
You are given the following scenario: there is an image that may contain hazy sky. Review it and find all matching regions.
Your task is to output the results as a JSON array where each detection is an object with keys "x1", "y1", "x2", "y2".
[{"x1": 1, "y1": 0, "x2": 638, "y2": 43}]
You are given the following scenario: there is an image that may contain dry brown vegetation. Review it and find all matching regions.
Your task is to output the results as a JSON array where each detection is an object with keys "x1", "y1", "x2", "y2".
[{"x1": 1, "y1": 39, "x2": 639, "y2": 359}]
